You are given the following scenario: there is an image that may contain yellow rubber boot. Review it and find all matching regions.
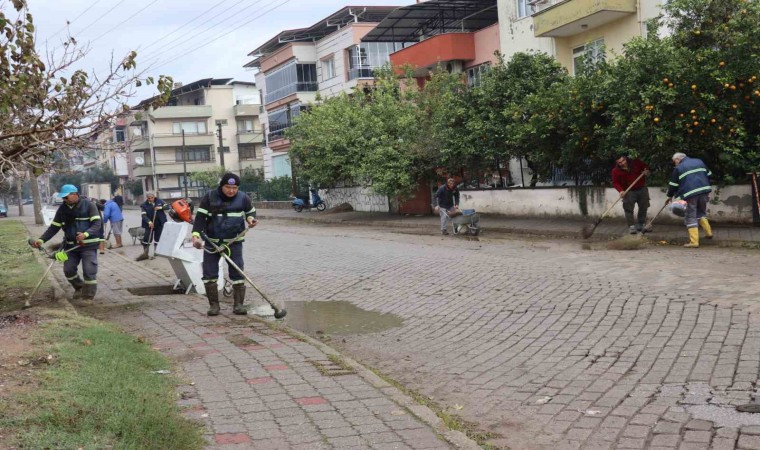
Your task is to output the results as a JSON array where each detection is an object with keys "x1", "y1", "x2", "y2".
[
  {"x1": 684, "y1": 227, "x2": 699, "y2": 248},
  {"x1": 699, "y1": 218, "x2": 713, "y2": 239}
]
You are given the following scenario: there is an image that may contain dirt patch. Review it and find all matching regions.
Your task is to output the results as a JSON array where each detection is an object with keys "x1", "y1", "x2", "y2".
[{"x1": 0, "y1": 313, "x2": 44, "y2": 448}]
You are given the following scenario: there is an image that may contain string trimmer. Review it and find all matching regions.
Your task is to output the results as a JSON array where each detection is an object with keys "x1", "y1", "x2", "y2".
[{"x1": 25, "y1": 240, "x2": 79, "y2": 309}]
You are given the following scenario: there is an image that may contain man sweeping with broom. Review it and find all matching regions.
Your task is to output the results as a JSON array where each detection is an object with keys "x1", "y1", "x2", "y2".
[
  {"x1": 136, "y1": 192, "x2": 167, "y2": 261},
  {"x1": 612, "y1": 154, "x2": 651, "y2": 234},
  {"x1": 191, "y1": 172, "x2": 258, "y2": 316}
]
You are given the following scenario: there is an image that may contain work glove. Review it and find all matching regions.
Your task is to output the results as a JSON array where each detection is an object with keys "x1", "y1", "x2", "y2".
[
  {"x1": 29, "y1": 238, "x2": 43, "y2": 249},
  {"x1": 192, "y1": 236, "x2": 204, "y2": 250},
  {"x1": 55, "y1": 251, "x2": 69, "y2": 262}
]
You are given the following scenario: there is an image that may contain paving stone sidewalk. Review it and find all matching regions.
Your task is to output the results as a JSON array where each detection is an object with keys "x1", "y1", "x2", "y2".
[{"x1": 20, "y1": 217, "x2": 467, "y2": 450}]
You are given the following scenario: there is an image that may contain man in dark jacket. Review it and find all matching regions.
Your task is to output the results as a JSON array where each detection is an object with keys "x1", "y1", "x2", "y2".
[
  {"x1": 136, "y1": 192, "x2": 167, "y2": 261},
  {"x1": 667, "y1": 152, "x2": 713, "y2": 247},
  {"x1": 192, "y1": 172, "x2": 258, "y2": 316},
  {"x1": 31, "y1": 184, "x2": 102, "y2": 300},
  {"x1": 435, "y1": 178, "x2": 460, "y2": 235},
  {"x1": 612, "y1": 155, "x2": 651, "y2": 234}
]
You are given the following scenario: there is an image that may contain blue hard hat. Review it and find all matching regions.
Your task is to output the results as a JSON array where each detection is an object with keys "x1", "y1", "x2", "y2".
[{"x1": 59, "y1": 184, "x2": 78, "y2": 198}]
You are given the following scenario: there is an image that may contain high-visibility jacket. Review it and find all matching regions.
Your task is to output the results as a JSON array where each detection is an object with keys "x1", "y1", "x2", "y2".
[
  {"x1": 140, "y1": 199, "x2": 167, "y2": 228},
  {"x1": 192, "y1": 189, "x2": 256, "y2": 241},
  {"x1": 666, "y1": 157, "x2": 712, "y2": 200}
]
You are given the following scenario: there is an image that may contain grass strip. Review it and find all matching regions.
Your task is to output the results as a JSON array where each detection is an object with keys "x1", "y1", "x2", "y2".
[
  {"x1": 3, "y1": 313, "x2": 204, "y2": 450},
  {"x1": 0, "y1": 219, "x2": 46, "y2": 312}
]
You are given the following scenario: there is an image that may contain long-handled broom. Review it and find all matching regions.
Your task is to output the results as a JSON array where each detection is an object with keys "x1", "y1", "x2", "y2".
[
  {"x1": 135, "y1": 209, "x2": 157, "y2": 261},
  {"x1": 581, "y1": 172, "x2": 645, "y2": 239},
  {"x1": 642, "y1": 198, "x2": 670, "y2": 234}
]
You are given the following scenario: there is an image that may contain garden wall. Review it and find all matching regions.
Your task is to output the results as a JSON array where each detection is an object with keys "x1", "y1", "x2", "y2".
[
  {"x1": 460, "y1": 184, "x2": 756, "y2": 223},
  {"x1": 320, "y1": 187, "x2": 389, "y2": 213}
]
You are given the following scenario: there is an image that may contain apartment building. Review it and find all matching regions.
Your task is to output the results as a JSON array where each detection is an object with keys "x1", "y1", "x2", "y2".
[
  {"x1": 244, "y1": 6, "x2": 402, "y2": 180},
  {"x1": 499, "y1": 0, "x2": 663, "y2": 74},
  {"x1": 130, "y1": 78, "x2": 262, "y2": 200}
]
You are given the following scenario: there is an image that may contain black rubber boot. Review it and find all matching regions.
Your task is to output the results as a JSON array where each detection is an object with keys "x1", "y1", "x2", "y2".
[
  {"x1": 81, "y1": 283, "x2": 97, "y2": 300},
  {"x1": 70, "y1": 278, "x2": 84, "y2": 299},
  {"x1": 232, "y1": 284, "x2": 247, "y2": 315},
  {"x1": 206, "y1": 283, "x2": 220, "y2": 316}
]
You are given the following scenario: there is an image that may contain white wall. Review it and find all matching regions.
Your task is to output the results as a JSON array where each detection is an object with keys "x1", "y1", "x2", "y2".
[
  {"x1": 321, "y1": 186, "x2": 389, "y2": 213},
  {"x1": 459, "y1": 185, "x2": 756, "y2": 223}
]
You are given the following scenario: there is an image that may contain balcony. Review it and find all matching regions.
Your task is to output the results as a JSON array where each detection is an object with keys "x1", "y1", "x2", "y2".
[
  {"x1": 389, "y1": 33, "x2": 475, "y2": 76},
  {"x1": 152, "y1": 133, "x2": 215, "y2": 148},
  {"x1": 130, "y1": 137, "x2": 150, "y2": 151},
  {"x1": 150, "y1": 105, "x2": 212, "y2": 120},
  {"x1": 133, "y1": 160, "x2": 219, "y2": 177},
  {"x1": 532, "y1": 0, "x2": 637, "y2": 37},
  {"x1": 237, "y1": 131, "x2": 264, "y2": 145},
  {"x1": 233, "y1": 104, "x2": 261, "y2": 117}
]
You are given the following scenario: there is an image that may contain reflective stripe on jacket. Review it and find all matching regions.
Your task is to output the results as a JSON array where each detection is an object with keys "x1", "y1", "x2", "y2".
[{"x1": 666, "y1": 157, "x2": 712, "y2": 200}]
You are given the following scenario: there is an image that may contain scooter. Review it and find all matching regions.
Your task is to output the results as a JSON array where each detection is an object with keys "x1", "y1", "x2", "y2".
[{"x1": 292, "y1": 188, "x2": 326, "y2": 212}]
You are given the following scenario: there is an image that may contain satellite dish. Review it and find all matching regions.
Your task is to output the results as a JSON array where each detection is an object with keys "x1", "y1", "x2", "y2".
[{"x1": 135, "y1": 156, "x2": 145, "y2": 165}]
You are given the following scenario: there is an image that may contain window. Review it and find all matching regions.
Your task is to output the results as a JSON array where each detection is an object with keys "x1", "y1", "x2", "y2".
[
  {"x1": 516, "y1": 0, "x2": 530, "y2": 18},
  {"x1": 114, "y1": 127, "x2": 126, "y2": 142},
  {"x1": 347, "y1": 42, "x2": 412, "y2": 80},
  {"x1": 264, "y1": 60, "x2": 318, "y2": 104},
  {"x1": 321, "y1": 58, "x2": 336, "y2": 80},
  {"x1": 178, "y1": 175, "x2": 206, "y2": 188},
  {"x1": 573, "y1": 38, "x2": 605, "y2": 75},
  {"x1": 175, "y1": 146, "x2": 211, "y2": 162},
  {"x1": 467, "y1": 63, "x2": 491, "y2": 87},
  {"x1": 238, "y1": 144, "x2": 259, "y2": 160},
  {"x1": 172, "y1": 121, "x2": 207, "y2": 135},
  {"x1": 237, "y1": 119, "x2": 255, "y2": 133},
  {"x1": 267, "y1": 103, "x2": 305, "y2": 141}
]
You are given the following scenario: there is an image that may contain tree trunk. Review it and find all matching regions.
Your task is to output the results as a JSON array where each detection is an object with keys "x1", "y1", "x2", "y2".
[
  {"x1": 29, "y1": 170, "x2": 44, "y2": 225},
  {"x1": 16, "y1": 175, "x2": 24, "y2": 216}
]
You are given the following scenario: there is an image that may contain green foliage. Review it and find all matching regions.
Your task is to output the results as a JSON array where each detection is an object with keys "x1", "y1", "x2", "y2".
[
  {"x1": 188, "y1": 167, "x2": 224, "y2": 189},
  {"x1": 125, "y1": 179, "x2": 143, "y2": 197},
  {"x1": 50, "y1": 165, "x2": 120, "y2": 194},
  {"x1": 287, "y1": 0, "x2": 758, "y2": 190}
]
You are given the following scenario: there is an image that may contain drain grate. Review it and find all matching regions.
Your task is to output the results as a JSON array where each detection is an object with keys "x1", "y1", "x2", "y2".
[
  {"x1": 309, "y1": 359, "x2": 356, "y2": 377},
  {"x1": 127, "y1": 285, "x2": 186, "y2": 296}
]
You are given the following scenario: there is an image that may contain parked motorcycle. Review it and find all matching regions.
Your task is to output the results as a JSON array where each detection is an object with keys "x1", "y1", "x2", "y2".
[{"x1": 292, "y1": 188, "x2": 326, "y2": 212}]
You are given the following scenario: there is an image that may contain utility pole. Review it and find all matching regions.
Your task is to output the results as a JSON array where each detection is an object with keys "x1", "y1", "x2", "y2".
[
  {"x1": 216, "y1": 120, "x2": 227, "y2": 169},
  {"x1": 182, "y1": 129, "x2": 189, "y2": 198}
]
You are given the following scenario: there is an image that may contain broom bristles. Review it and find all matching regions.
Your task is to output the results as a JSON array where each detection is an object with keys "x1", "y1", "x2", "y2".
[{"x1": 581, "y1": 223, "x2": 596, "y2": 239}]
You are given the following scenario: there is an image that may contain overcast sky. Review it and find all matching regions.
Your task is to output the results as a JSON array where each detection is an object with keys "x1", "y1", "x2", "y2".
[{"x1": 24, "y1": 0, "x2": 409, "y2": 102}]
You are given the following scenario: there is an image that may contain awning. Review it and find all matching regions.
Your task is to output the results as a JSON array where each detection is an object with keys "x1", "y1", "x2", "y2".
[{"x1": 362, "y1": 0, "x2": 498, "y2": 43}]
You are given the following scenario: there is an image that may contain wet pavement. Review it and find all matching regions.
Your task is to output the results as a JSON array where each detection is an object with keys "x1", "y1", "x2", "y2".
[
  {"x1": 16, "y1": 206, "x2": 760, "y2": 450},
  {"x1": 20, "y1": 214, "x2": 467, "y2": 450}
]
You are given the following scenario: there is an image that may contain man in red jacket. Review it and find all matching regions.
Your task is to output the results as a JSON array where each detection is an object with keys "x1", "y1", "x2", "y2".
[{"x1": 612, "y1": 155, "x2": 651, "y2": 234}]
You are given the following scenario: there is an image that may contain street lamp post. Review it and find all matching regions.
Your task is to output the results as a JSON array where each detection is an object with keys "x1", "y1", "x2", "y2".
[{"x1": 216, "y1": 119, "x2": 227, "y2": 169}]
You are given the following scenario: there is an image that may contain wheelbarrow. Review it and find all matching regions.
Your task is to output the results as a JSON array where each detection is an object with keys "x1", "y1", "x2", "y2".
[{"x1": 451, "y1": 209, "x2": 481, "y2": 236}]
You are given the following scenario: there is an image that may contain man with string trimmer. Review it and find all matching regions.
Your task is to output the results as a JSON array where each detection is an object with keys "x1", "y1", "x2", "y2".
[
  {"x1": 191, "y1": 172, "x2": 258, "y2": 316},
  {"x1": 29, "y1": 184, "x2": 102, "y2": 300}
]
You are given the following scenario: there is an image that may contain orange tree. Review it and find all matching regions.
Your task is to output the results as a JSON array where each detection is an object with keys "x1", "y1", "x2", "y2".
[{"x1": 600, "y1": 0, "x2": 759, "y2": 182}]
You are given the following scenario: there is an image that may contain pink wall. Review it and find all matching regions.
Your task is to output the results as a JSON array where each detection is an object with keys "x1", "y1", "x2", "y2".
[{"x1": 465, "y1": 23, "x2": 500, "y2": 69}]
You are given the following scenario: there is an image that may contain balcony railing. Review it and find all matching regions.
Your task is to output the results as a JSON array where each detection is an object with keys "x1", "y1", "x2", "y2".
[
  {"x1": 532, "y1": 0, "x2": 637, "y2": 37},
  {"x1": 237, "y1": 131, "x2": 264, "y2": 145},
  {"x1": 152, "y1": 132, "x2": 215, "y2": 148},
  {"x1": 264, "y1": 82, "x2": 318, "y2": 104},
  {"x1": 348, "y1": 67, "x2": 375, "y2": 80}
]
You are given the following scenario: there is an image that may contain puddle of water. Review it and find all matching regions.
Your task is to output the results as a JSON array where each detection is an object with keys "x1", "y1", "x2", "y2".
[{"x1": 284, "y1": 301, "x2": 403, "y2": 336}]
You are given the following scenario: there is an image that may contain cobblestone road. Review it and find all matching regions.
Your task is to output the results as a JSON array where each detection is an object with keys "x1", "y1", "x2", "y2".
[{"x1": 241, "y1": 221, "x2": 760, "y2": 450}]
